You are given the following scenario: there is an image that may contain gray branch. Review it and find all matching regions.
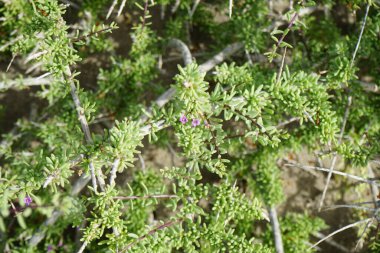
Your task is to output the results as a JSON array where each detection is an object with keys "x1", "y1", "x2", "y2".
[
  {"x1": 368, "y1": 165, "x2": 379, "y2": 208},
  {"x1": 140, "y1": 39, "x2": 192, "y2": 123},
  {"x1": 312, "y1": 232, "x2": 350, "y2": 253},
  {"x1": 168, "y1": 39, "x2": 193, "y2": 66},
  {"x1": 351, "y1": 4, "x2": 371, "y2": 67},
  {"x1": 358, "y1": 80, "x2": 379, "y2": 94},
  {"x1": 29, "y1": 211, "x2": 63, "y2": 246},
  {"x1": 319, "y1": 91, "x2": 352, "y2": 210},
  {"x1": 268, "y1": 206, "x2": 284, "y2": 253},
  {"x1": 285, "y1": 162, "x2": 380, "y2": 186},
  {"x1": 198, "y1": 42, "x2": 243, "y2": 73},
  {"x1": 64, "y1": 67, "x2": 100, "y2": 193},
  {"x1": 0, "y1": 77, "x2": 51, "y2": 91},
  {"x1": 141, "y1": 40, "x2": 242, "y2": 123},
  {"x1": 109, "y1": 158, "x2": 120, "y2": 186},
  {"x1": 309, "y1": 218, "x2": 372, "y2": 250},
  {"x1": 319, "y1": 3, "x2": 371, "y2": 210},
  {"x1": 66, "y1": 68, "x2": 93, "y2": 145},
  {"x1": 106, "y1": 0, "x2": 118, "y2": 19}
]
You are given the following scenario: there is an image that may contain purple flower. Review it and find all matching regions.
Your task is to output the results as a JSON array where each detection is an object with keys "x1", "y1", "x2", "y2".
[
  {"x1": 47, "y1": 245, "x2": 53, "y2": 252},
  {"x1": 180, "y1": 114, "x2": 188, "y2": 124},
  {"x1": 192, "y1": 119, "x2": 201, "y2": 127},
  {"x1": 24, "y1": 196, "x2": 32, "y2": 206}
]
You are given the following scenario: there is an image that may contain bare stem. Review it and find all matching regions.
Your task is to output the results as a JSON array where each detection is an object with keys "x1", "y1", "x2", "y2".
[
  {"x1": 76, "y1": 241, "x2": 88, "y2": 253},
  {"x1": 318, "y1": 4, "x2": 371, "y2": 208},
  {"x1": 106, "y1": 0, "x2": 118, "y2": 19},
  {"x1": 141, "y1": 0, "x2": 149, "y2": 29},
  {"x1": 358, "y1": 80, "x2": 379, "y2": 94},
  {"x1": 109, "y1": 158, "x2": 120, "y2": 186},
  {"x1": 190, "y1": 0, "x2": 201, "y2": 18},
  {"x1": 168, "y1": 39, "x2": 193, "y2": 65},
  {"x1": 309, "y1": 218, "x2": 372, "y2": 250},
  {"x1": 323, "y1": 204, "x2": 375, "y2": 212},
  {"x1": 65, "y1": 69, "x2": 93, "y2": 145},
  {"x1": 63, "y1": 67, "x2": 101, "y2": 193},
  {"x1": 117, "y1": 0, "x2": 127, "y2": 17},
  {"x1": 229, "y1": 0, "x2": 233, "y2": 18},
  {"x1": 285, "y1": 161, "x2": 380, "y2": 186},
  {"x1": 355, "y1": 218, "x2": 374, "y2": 250},
  {"x1": 0, "y1": 36, "x2": 22, "y2": 52},
  {"x1": 312, "y1": 232, "x2": 350, "y2": 253},
  {"x1": 6, "y1": 54, "x2": 16, "y2": 72},
  {"x1": 368, "y1": 165, "x2": 379, "y2": 208},
  {"x1": 171, "y1": 0, "x2": 180, "y2": 14},
  {"x1": 268, "y1": 206, "x2": 284, "y2": 253},
  {"x1": 318, "y1": 95, "x2": 352, "y2": 210},
  {"x1": 276, "y1": 117, "x2": 299, "y2": 128},
  {"x1": 273, "y1": 12, "x2": 298, "y2": 55},
  {"x1": 199, "y1": 42, "x2": 243, "y2": 73},
  {"x1": 141, "y1": 39, "x2": 192, "y2": 123},
  {"x1": 319, "y1": 5, "x2": 372, "y2": 209},
  {"x1": 0, "y1": 76, "x2": 51, "y2": 91},
  {"x1": 29, "y1": 211, "x2": 63, "y2": 246},
  {"x1": 351, "y1": 4, "x2": 371, "y2": 67},
  {"x1": 276, "y1": 47, "x2": 287, "y2": 85},
  {"x1": 88, "y1": 161, "x2": 98, "y2": 192}
]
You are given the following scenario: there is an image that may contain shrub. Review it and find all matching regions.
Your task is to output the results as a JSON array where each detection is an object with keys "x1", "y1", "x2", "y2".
[{"x1": 0, "y1": 0, "x2": 379, "y2": 252}]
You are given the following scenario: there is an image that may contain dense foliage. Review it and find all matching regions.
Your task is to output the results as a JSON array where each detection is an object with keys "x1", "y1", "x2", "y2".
[{"x1": 0, "y1": 0, "x2": 379, "y2": 252}]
